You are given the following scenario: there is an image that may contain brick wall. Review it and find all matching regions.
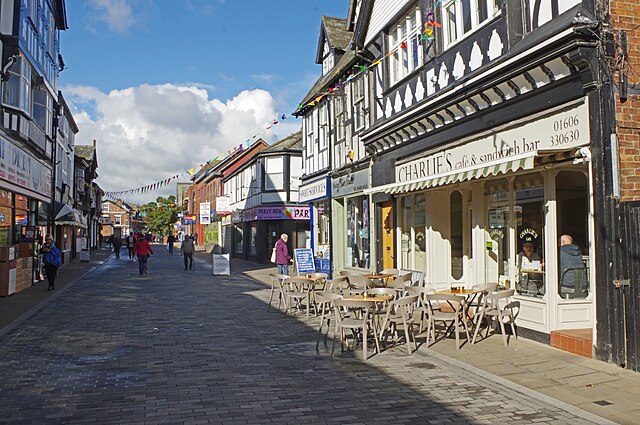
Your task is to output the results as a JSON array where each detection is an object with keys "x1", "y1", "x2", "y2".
[{"x1": 610, "y1": 1, "x2": 640, "y2": 201}]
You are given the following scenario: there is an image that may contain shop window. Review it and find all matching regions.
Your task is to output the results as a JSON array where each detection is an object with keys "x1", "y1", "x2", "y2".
[
  {"x1": 234, "y1": 224, "x2": 243, "y2": 254},
  {"x1": 316, "y1": 201, "x2": 330, "y2": 246},
  {"x1": 346, "y1": 195, "x2": 370, "y2": 268},
  {"x1": 556, "y1": 171, "x2": 589, "y2": 299},
  {"x1": 515, "y1": 173, "x2": 545, "y2": 298},
  {"x1": 414, "y1": 194, "x2": 427, "y2": 275},
  {"x1": 0, "y1": 190, "x2": 11, "y2": 245},
  {"x1": 485, "y1": 179, "x2": 511, "y2": 286},
  {"x1": 250, "y1": 225, "x2": 257, "y2": 255},
  {"x1": 450, "y1": 191, "x2": 463, "y2": 280},
  {"x1": 400, "y1": 196, "x2": 412, "y2": 268}
]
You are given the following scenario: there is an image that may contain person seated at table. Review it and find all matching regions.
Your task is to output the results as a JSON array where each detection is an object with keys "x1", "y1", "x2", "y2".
[
  {"x1": 559, "y1": 234, "x2": 586, "y2": 297},
  {"x1": 517, "y1": 236, "x2": 542, "y2": 295}
]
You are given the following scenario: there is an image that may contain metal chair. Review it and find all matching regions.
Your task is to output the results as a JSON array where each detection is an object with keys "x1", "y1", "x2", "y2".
[
  {"x1": 424, "y1": 294, "x2": 470, "y2": 350},
  {"x1": 332, "y1": 299, "x2": 380, "y2": 361},
  {"x1": 314, "y1": 291, "x2": 342, "y2": 350},
  {"x1": 472, "y1": 289, "x2": 518, "y2": 346},
  {"x1": 378, "y1": 294, "x2": 420, "y2": 354},
  {"x1": 267, "y1": 273, "x2": 289, "y2": 312}
]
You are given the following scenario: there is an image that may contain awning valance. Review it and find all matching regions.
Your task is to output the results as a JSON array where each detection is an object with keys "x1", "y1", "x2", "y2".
[
  {"x1": 55, "y1": 206, "x2": 87, "y2": 229},
  {"x1": 365, "y1": 150, "x2": 544, "y2": 196}
]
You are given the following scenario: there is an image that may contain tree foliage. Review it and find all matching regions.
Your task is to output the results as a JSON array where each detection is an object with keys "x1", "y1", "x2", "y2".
[{"x1": 140, "y1": 196, "x2": 182, "y2": 235}]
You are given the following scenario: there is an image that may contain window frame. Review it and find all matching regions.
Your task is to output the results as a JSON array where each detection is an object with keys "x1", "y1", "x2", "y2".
[
  {"x1": 386, "y1": 7, "x2": 423, "y2": 87},
  {"x1": 441, "y1": 0, "x2": 501, "y2": 48}
]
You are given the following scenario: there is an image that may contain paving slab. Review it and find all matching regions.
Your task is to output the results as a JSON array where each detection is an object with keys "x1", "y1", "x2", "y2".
[{"x1": 0, "y1": 250, "x2": 627, "y2": 424}]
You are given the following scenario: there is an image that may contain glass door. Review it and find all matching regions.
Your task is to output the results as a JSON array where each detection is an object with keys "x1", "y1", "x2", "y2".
[{"x1": 484, "y1": 179, "x2": 511, "y2": 287}]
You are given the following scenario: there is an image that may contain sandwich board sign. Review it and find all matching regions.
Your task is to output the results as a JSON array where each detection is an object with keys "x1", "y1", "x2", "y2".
[{"x1": 294, "y1": 248, "x2": 315, "y2": 274}]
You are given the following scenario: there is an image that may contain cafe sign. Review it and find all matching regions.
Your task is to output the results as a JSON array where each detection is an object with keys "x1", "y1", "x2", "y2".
[
  {"x1": 395, "y1": 99, "x2": 590, "y2": 183},
  {"x1": 332, "y1": 169, "x2": 369, "y2": 197},
  {"x1": 299, "y1": 177, "x2": 328, "y2": 202}
]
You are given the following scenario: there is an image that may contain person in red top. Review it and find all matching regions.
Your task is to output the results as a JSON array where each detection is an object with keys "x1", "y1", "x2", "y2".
[{"x1": 132, "y1": 235, "x2": 154, "y2": 275}]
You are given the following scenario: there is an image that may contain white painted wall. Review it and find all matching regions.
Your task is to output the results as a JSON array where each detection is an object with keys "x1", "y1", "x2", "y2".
[{"x1": 365, "y1": 0, "x2": 413, "y2": 46}]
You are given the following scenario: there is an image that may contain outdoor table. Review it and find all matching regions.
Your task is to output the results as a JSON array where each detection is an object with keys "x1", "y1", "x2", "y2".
[
  {"x1": 292, "y1": 276, "x2": 325, "y2": 318},
  {"x1": 339, "y1": 295, "x2": 393, "y2": 352},
  {"x1": 435, "y1": 288, "x2": 482, "y2": 332},
  {"x1": 363, "y1": 273, "x2": 395, "y2": 287}
]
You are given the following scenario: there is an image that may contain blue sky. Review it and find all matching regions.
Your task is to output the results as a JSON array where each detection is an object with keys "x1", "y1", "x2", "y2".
[{"x1": 60, "y1": 0, "x2": 347, "y2": 200}]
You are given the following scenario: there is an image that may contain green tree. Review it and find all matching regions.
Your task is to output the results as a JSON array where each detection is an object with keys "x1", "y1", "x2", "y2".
[{"x1": 140, "y1": 196, "x2": 182, "y2": 236}]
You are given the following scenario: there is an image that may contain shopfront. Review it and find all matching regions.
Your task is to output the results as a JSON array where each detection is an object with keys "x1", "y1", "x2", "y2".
[
  {"x1": 0, "y1": 134, "x2": 53, "y2": 295},
  {"x1": 299, "y1": 177, "x2": 330, "y2": 271},
  {"x1": 230, "y1": 206, "x2": 310, "y2": 263},
  {"x1": 331, "y1": 168, "x2": 373, "y2": 273},
  {"x1": 368, "y1": 98, "x2": 595, "y2": 338}
]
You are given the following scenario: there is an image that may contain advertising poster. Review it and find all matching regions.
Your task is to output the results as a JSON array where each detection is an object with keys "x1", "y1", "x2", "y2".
[{"x1": 199, "y1": 202, "x2": 211, "y2": 225}]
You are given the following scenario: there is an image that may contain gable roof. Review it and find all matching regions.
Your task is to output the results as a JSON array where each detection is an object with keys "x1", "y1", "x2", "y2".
[
  {"x1": 262, "y1": 131, "x2": 302, "y2": 153},
  {"x1": 316, "y1": 16, "x2": 351, "y2": 64}
]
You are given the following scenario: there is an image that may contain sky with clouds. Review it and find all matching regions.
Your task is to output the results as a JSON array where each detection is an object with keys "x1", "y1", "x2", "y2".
[{"x1": 60, "y1": 0, "x2": 346, "y2": 203}]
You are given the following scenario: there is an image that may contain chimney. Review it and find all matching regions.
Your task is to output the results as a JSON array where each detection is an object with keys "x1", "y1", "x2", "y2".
[{"x1": 93, "y1": 139, "x2": 96, "y2": 148}]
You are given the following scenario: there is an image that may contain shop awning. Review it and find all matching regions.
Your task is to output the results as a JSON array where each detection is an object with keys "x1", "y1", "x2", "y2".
[
  {"x1": 55, "y1": 204, "x2": 87, "y2": 229},
  {"x1": 365, "y1": 151, "x2": 540, "y2": 195}
]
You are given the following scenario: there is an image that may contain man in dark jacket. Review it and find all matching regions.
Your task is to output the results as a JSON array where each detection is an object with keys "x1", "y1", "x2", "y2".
[
  {"x1": 181, "y1": 235, "x2": 195, "y2": 270},
  {"x1": 559, "y1": 234, "x2": 585, "y2": 297}
]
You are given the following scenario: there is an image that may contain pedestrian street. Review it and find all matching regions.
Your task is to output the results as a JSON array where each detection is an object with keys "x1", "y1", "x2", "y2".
[{"x1": 0, "y1": 247, "x2": 609, "y2": 424}]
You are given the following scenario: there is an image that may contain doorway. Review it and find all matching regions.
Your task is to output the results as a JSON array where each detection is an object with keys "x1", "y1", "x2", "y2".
[{"x1": 380, "y1": 201, "x2": 394, "y2": 270}]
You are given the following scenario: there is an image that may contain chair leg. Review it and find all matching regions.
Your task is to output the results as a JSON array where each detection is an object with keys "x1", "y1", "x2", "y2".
[
  {"x1": 498, "y1": 311, "x2": 508, "y2": 346},
  {"x1": 472, "y1": 308, "x2": 486, "y2": 344},
  {"x1": 331, "y1": 323, "x2": 337, "y2": 357},
  {"x1": 267, "y1": 285, "x2": 275, "y2": 311},
  {"x1": 403, "y1": 320, "x2": 412, "y2": 355},
  {"x1": 454, "y1": 316, "x2": 460, "y2": 350},
  {"x1": 363, "y1": 325, "x2": 368, "y2": 361}
]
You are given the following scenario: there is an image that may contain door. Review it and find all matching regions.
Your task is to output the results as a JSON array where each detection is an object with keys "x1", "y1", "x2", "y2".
[{"x1": 381, "y1": 201, "x2": 395, "y2": 270}]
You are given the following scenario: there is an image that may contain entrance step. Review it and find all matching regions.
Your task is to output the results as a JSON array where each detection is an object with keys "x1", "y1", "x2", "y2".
[{"x1": 550, "y1": 329, "x2": 592, "y2": 358}]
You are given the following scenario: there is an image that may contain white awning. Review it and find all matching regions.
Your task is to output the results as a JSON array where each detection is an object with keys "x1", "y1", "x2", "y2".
[{"x1": 365, "y1": 151, "x2": 538, "y2": 196}]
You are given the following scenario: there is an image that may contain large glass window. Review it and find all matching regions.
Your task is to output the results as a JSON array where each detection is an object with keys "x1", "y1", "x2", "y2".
[
  {"x1": 441, "y1": 0, "x2": 500, "y2": 47},
  {"x1": 450, "y1": 191, "x2": 463, "y2": 280},
  {"x1": 400, "y1": 196, "x2": 412, "y2": 268},
  {"x1": 352, "y1": 75, "x2": 366, "y2": 131},
  {"x1": 0, "y1": 190, "x2": 12, "y2": 245},
  {"x1": 399, "y1": 194, "x2": 427, "y2": 275},
  {"x1": 346, "y1": 195, "x2": 370, "y2": 269},
  {"x1": 234, "y1": 224, "x2": 243, "y2": 254},
  {"x1": 515, "y1": 173, "x2": 545, "y2": 298},
  {"x1": 2, "y1": 56, "x2": 32, "y2": 114},
  {"x1": 265, "y1": 157, "x2": 284, "y2": 191},
  {"x1": 387, "y1": 7, "x2": 422, "y2": 86},
  {"x1": 556, "y1": 171, "x2": 589, "y2": 299},
  {"x1": 316, "y1": 201, "x2": 330, "y2": 246},
  {"x1": 33, "y1": 88, "x2": 53, "y2": 136},
  {"x1": 485, "y1": 179, "x2": 511, "y2": 286}
]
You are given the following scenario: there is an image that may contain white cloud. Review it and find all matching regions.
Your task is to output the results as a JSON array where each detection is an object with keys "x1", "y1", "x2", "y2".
[
  {"x1": 64, "y1": 83, "x2": 301, "y2": 204},
  {"x1": 89, "y1": 0, "x2": 135, "y2": 33}
]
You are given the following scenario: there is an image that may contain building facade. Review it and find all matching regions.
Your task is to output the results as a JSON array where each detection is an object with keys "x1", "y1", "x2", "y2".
[
  {"x1": 224, "y1": 132, "x2": 309, "y2": 263},
  {"x1": 296, "y1": 0, "x2": 640, "y2": 371},
  {"x1": 0, "y1": 0, "x2": 69, "y2": 294}
]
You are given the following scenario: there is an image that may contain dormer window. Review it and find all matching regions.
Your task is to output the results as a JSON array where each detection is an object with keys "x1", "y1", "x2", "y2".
[
  {"x1": 387, "y1": 7, "x2": 422, "y2": 86},
  {"x1": 322, "y1": 42, "x2": 334, "y2": 75},
  {"x1": 442, "y1": 0, "x2": 500, "y2": 47}
]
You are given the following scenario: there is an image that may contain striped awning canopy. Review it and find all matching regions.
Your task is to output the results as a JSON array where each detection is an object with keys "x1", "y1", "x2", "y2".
[{"x1": 365, "y1": 151, "x2": 538, "y2": 195}]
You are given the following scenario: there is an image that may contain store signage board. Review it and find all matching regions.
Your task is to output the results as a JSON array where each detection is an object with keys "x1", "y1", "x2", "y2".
[
  {"x1": 199, "y1": 202, "x2": 211, "y2": 225},
  {"x1": 294, "y1": 248, "x2": 315, "y2": 274},
  {"x1": 299, "y1": 177, "x2": 328, "y2": 202},
  {"x1": 184, "y1": 214, "x2": 197, "y2": 224},
  {"x1": 212, "y1": 253, "x2": 230, "y2": 276},
  {"x1": 243, "y1": 206, "x2": 310, "y2": 222},
  {"x1": 0, "y1": 135, "x2": 52, "y2": 197},
  {"x1": 216, "y1": 196, "x2": 230, "y2": 213},
  {"x1": 332, "y1": 169, "x2": 369, "y2": 197},
  {"x1": 395, "y1": 99, "x2": 590, "y2": 183}
]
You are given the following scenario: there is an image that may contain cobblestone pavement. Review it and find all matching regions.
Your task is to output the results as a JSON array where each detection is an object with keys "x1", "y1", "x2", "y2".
[{"x1": 0, "y1": 248, "x2": 611, "y2": 424}]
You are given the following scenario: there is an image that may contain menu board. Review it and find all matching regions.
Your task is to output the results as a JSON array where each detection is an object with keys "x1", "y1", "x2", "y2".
[{"x1": 294, "y1": 248, "x2": 315, "y2": 274}]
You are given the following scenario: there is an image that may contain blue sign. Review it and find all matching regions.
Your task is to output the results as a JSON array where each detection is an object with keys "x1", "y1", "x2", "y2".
[
  {"x1": 315, "y1": 257, "x2": 331, "y2": 274},
  {"x1": 294, "y1": 248, "x2": 315, "y2": 274}
]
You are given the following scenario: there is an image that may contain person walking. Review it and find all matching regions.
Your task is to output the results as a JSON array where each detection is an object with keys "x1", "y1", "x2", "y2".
[
  {"x1": 274, "y1": 233, "x2": 293, "y2": 276},
  {"x1": 132, "y1": 236, "x2": 154, "y2": 275},
  {"x1": 167, "y1": 233, "x2": 176, "y2": 255},
  {"x1": 126, "y1": 232, "x2": 136, "y2": 262},
  {"x1": 41, "y1": 235, "x2": 62, "y2": 291},
  {"x1": 180, "y1": 235, "x2": 195, "y2": 270},
  {"x1": 113, "y1": 236, "x2": 122, "y2": 259}
]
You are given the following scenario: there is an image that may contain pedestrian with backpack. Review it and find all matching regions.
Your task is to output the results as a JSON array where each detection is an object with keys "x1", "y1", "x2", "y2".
[
  {"x1": 180, "y1": 235, "x2": 195, "y2": 270},
  {"x1": 41, "y1": 235, "x2": 62, "y2": 291}
]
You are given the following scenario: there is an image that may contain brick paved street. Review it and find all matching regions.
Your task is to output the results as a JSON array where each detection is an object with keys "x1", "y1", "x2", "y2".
[{"x1": 0, "y1": 248, "x2": 611, "y2": 424}]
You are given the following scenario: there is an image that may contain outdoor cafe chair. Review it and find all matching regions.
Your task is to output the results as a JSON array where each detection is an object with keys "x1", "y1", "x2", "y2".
[
  {"x1": 339, "y1": 270, "x2": 360, "y2": 277},
  {"x1": 378, "y1": 294, "x2": 420, "y2": 354},
  {"x1": 380, "y1": 268, "x2": 400, "y2": 278},
  {"x1": 332, "y1": 298, "x2": 380, "y2": 361},
  {"x1": 406, "y1": 286, "x2": 436, "y2": 333},
  {"x1": 387, "y1": 273, "x2": 413, "y2": 294},
  {"x1": 468, "y1": 283, "x2": 498, "y2": 323},
  {"x1": 424, "y1": 294, "x2": 470, "y2": 350},
  {"x1": 347, "y1": 275, "x2": 372, "y2": 293},
  {"x1": 326, "y1": 276, "x2": 349, "y2": 293},
  {"x1": 267, "y1": 273, "x2": 289, "y2": 312},
  {"x1": 283, "y1": 277, "x2": 315, "y2": 318},
  {"x1": 472, "y1": 289, "x2": 518, "y2": 346},
  {"x1": 314, "y1": 291, "x2": 342, "y2": 350}
]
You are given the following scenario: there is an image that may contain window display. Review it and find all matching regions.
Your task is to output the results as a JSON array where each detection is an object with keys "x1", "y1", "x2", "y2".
[
  {"x1": 346, "y1": 196, "x2": 370, "y2": 268},
  {"x1": 515, "y1": 173, "x2": 545, "y2": 298}
]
